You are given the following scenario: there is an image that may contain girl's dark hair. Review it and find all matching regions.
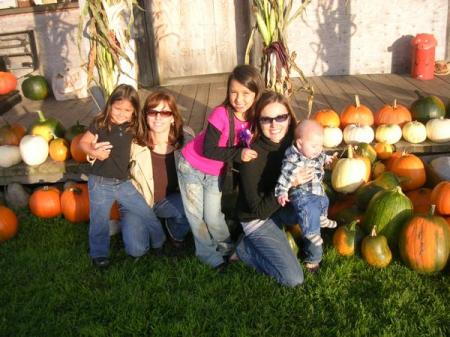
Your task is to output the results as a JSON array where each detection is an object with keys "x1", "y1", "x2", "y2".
[
  {"x1": 139, "y1": 90, "x2": 184, "y2": 150},
  {"x1": 93, "y1": 84, "x2": 143, "y2": 140},
  {"x1": 222, "y1": 64, "x2": 264, "y2": 117},
  {"x1": 251, "y1": 90, "x2": 297, "y2": 141}
]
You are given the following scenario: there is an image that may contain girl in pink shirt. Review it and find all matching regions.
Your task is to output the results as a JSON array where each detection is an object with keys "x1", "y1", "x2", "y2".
[{"x1": 178, "y1": 65, "x2": 264, "y2": 269}]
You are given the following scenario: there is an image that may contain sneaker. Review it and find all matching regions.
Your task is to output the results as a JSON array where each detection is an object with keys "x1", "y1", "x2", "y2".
[
  {"x1": 305, "y1": 233, "x2": 323, "y2": 246},
  {"x1": 320, "y1": 216, "x2": 337, "y2": 228},
  {"x1": 305, "y1": 262, "x2": 320, "y2": 273},
  {"x1": 92, "y1": 257, "x2": 110, "y2": 268}
]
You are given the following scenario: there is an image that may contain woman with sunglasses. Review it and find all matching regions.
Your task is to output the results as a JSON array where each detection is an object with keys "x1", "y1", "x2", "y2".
[
  {"x1": 234, "y1": 90, "x2": 316, "y2": 287},
  {"x1": 126, "y1": 90, "x2": 194, "y2": 254}
]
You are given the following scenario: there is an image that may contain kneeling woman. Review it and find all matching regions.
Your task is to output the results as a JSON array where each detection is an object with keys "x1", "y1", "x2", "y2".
[
  {"x1": 125, "y1": 91, "x2": 193, "y2": 255},
  {"x1": 236, "y1": 91, "x2": 317, "y2": 287}
]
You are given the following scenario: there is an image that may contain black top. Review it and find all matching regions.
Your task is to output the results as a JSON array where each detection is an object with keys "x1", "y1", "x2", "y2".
[
  {"x1": 237, "y1": 134, "x2": 293, "y2": 222},
  {"x1": 88, "y1": 122, "x2": 133, "y2": 180},
  {"x1": 203, "y1": 123, "x2": 243, "y2": 163}
]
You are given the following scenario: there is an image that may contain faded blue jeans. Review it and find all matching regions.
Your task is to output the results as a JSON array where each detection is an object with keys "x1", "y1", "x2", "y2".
[
  {"x1": 88, "y1": 175, "x2": 166, "y2": 258},
  {"x1": 177, "y1": 155, "x2": 233, "y2": 268}
]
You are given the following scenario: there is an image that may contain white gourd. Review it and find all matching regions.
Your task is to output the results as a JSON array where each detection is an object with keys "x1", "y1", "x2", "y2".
[
  {"x1": 0, "y1": 145, "x2": 22, "y2": 168},
  {"x1": 375, "y1": 124, "x2": 402, "y2": 144},
  {"x1": 343, "y1": 124, "x2": 374, "y2": 144},
  {"x1": 426, "y1": 118, "x2": 450, "y2": 143},
  {"x1": 402, "y1": 121, "x2": 427, "y2": 143},
  {"x1": 323, "y1": 127, "x2": 343, "y2": 148},
  {"x1": 19, "y1": 135, "x2": 49, "y2": 166}
]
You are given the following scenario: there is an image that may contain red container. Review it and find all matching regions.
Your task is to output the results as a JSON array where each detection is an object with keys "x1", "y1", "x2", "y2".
[{"x1": 411, "y1": 34, "x2": 437, "y2": 80}]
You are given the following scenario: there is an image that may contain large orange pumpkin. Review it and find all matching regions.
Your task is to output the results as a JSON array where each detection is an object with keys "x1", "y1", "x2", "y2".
[
  {"x1": 0, "y1": 206, "x2": 18, "y2": 242},
  {"x1": 340, "y1": 95, "x2": 374, "y2": 128},
  {"x1": 110, "y1": 201, "x2": 121, "y2": 220},
  {"x1": 0, "y1": 71, "x2": 17, "y2": 95},
  {"x1": 406, "y1": 188, "x2": 432, "y2": 213},
  {"x1": 390, "y1": 153, "x2": 426, "y2": 191},
  {"x1": 431, "y1": 181, "x2": 450, "y2": 216},
  {"x1": 49, "y1": 138, "x2": 71, "y2": 162},
  {"x1": 374, "y1": 99, "x2": 412, "y2": 126},
  {"x1": 384, "y1": 151, "x2": 403, "y2": 171},
  {"x1": 313, "y1": 109, "x2": 340, "y2": 128},
  {"x1": 60, "y1": 183, "x2": 90, "y2": 223},
  {"x1": 70, "y1": 134, "x2": 87, "y2": 163},
  {"x1": 399, "y1": 209, "x2": 450, "y2": 273},
  {"x1": 29, "y1": 186, "x2": 61, "y2": 218}
]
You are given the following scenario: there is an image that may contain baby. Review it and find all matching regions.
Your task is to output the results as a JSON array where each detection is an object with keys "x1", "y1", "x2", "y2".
[{"x1": 275, "y1": 120, "x2": 337, "y2": 248}]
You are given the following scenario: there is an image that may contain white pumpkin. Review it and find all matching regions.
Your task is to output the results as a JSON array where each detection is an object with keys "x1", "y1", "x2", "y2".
[
  {"x1": 0, "y1": 145, "x2": 22, "y2": 168},
  {"x1": 323, "y1": 127, "x2": 343, "y2": 148},
  {"x1": 343, "y1": 124, "x2": 374, "y2": 144},
  {"x1": 331, "y1": 145, "x2": 367, "y2": 193},
  {"x1": 19, "y1": 135, "x2": 49, "y2": 166},
  {"x1": 402, "y1": 121, "x2": 427, "y2": 143},
  {"x1": 430, "y1": 156, "x2": 450, "y2": 181},
  {"x1": 426, "y1": 118, "x2": 450, "y2": 143},
  {"x1": 375, "y1": 124, "x2": 402, "y2": 144}
]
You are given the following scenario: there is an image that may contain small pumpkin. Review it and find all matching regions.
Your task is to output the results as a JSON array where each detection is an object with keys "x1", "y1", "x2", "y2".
[
  {"x1": 333, "y1": 220, "x2": 364, "y2": 257},
  {"x1": 49, "y1": 138, "x2": 70, "y2": 162},
  {"x1": 0, "y1": 71, "x2": 17, "y2": 95},
  {"x1": 60, "y1": 183, "x2": 90, "y2": 223},
  {"x1": 0, "y1": 124, "x2": 22, "y2": 146},
  {"x1": 285, "y1": 231, "x2": 299, "y2": 256},
  {"x1": 313, "y1": 109, "x2": 340, "y2": 128},
  {"x1": 19, "y1": 135, "x2": 49, "y2": 166},
  {"x1": 375, "y1": 124, "x2": 402, "y2": 145},
  {"x1": 431, "y1": 181, "x2": 450, "y2": 216},
  {"x1": 331, "y1": 145, "x2": 367, "y2": 193},
  {"x1": 362, "y1": 227, "x2": 392, "y2": 268},
  {"x1": 70, "y1": 133, "x2": 88, "y2": 163},
  {"x1": 64, "y1": 121, "x2": 86, "y2": 143},
  {"x1": 399, "y1": 206, "x2": 450, "y2": 273},
  {"x1": 406, "y1": 188, "x2": 432, "y2": 213},
  {"x1": 374, "y1": 99, "x2": 412, "y2": 126},
  {"x1": 29, "y1": 110, "x2": 65, "y2": 142},
  {"x1": 0, "y1": 206, "x2": 18, "y2": 242},
  {"x1": 21, "y1": 75, "x2": 49, "y2": 100},
  {"x1": 0, "y1": 145, "x2": 22, "y2": 168},
  {"x1": 390, "y1": 153, "x2": 426, "y2": 191},
  {"x1": 354, "y1": 143, "x2": 377, "y2": 164},
  {"x1": 410, "y1": 93, "x2": 446, "y2": 123},
  {"x1": 402, "y1": 121, "x2": 427, "y2": 144},
  {"x1": 343, "y1": 124, "x2": 374, "y2": 144},
  {"x1": 374, "y1": 142, "x2": 395, "y2": 160},
  {"x1": 323, "y1": 126, "x2": 343, "y2": 148},
  {"x1": 425, "y1": 117, "x2": 450, "y2": 143},
  {"x1": 29, "y1": 186, "x2": 61, "y2": 219},
  {"x1": 340, "y1": 95, "x2": 374, "y2": 128}
]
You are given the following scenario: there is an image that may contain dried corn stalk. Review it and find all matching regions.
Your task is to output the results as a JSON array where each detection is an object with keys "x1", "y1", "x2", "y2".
[{"x1": 245, "y1": 0, "x2": 314, "y2": 116}]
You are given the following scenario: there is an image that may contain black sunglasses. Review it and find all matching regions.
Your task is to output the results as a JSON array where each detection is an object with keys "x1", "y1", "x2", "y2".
[
  {"x1": 146, "y1": 109, "x2": 173, "y2": 117},
  {"x1": 259, "y1": 113, "x2": 290, "y2": 124}
]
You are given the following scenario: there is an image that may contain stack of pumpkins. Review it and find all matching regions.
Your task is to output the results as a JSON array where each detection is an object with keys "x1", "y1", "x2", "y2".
[
  {"x1": 313, "y1": 93, "x2": 450, "y2": 149},
  {"x1": 325, "y1": 140, "x2": 450, "y2": 274}
]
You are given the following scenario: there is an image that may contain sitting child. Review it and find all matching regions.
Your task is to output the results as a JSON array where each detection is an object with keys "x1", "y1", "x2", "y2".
[{"x1": 275, "y1": 120, "x2": 337, "y2": 251}]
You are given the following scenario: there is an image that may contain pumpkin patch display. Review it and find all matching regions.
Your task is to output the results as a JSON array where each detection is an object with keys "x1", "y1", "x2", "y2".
[
  {"x1": 19, "y1": 135, "x2": 49, "y2": 166},
  {"x1": 64, "y1": 121, "x2": 86, "y2": 143},
  {"x1": 0, "y1": 206, "x2": 18, "y2": 243},
  {"x1": 49, "y1": 138, "x2": 70, "y2": 162},
  {"x1": 21, "y1": 75, "x2": 49, "y2": 100},
  {"x1": 363, "y1": 186, "x2": 413, "y2": 246},
  {"x1": 331, "y1": 145, "x2": 367, "y2": 193},
  {"x1": 333, "y1": 220, "x2": 364, "y2": 257},
  {"x1": 60, "y1": 183, "x2": 90, "y2": 223},
  {"x1": 410, "y1": 93, "x2": 446, "y2": 123},
  {"x1": 390, "y1": 153, "x2": 426, "y2": 191},
  {"x1": 399, "y1": 208, "x2": 450, "y2": 273},
  {"x1": 431, "y1": 181, "x2": 450, "y2": 216},
  {"x1": 425, "y1": 117, "x2": 450, "y2": 143},
  {"x1": 30, "y1": 110, "x2": 65, "y2": 142},
  {"x1": 29, "y1": 186, "x2": 61, "y2": 218},
  {"x1": 0, "y1": 145, "x2": 22, "y2": 168},
  {"x1": 0, "y1": 71, "x2": 17, "y2": 95},
  {"x1": 70, "y1": 134, "x2": 88, "y2": 163},
  {"x1": 402, "y1": 121, "x2": 427, "y2": 144},
  {"x1": 343, "y1": 124, "x2": 374, "y2": 144},
  {"x1": 374, "y1": 99, "x2": 412, "y2": 126},
  {"x1": 375, "y1": 124, "x2": 402, "y2": 145},
  {"x1": 340, "y1": 95, "x2": 374, "y2": 128},
  {"x1": 361, "y1": 227, "x2": 392, "y2": 268},
  {"x1": 313, "y1": 109, "x2": 340, "y2": 128},
  {"x1": 406, "y1": 188, "x2": 432, "y2": 213},
  {"x1": 323, "y1": 127, "x2": 343, "y2": 148}
]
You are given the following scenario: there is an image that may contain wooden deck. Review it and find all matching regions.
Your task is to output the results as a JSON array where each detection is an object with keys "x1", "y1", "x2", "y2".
[{"x1": 1, "y1": 73, "x2": 449, "y2": 184}]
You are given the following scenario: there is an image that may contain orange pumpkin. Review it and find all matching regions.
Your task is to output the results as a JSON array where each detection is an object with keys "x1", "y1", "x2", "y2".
[
  {"x1": 313, "y1": 109, "x2": 340, "y2": 128},
  {"x1": 0, "y1": 71, "x2": 17, "y2": 95},
  {"x1": 0, "y1": 206, "x2": 18, "y2": 242},
  {"x1": 29, "y1": 186, "x2": 61, "y2": 218},
  {"x1": 340, "y1": 95, "x2": 374, "y2": 128},
  {"x1": 49, "y1": 138, "x2": 71, "y2": 162},
  {"x1": 70, "y1": 134, "x2": 87, "y2": 163},
  {"x1": 406, "y1": 188, "x2": 432, "y2": 213},
  {"x1": 110, "y1": 201, "x2": 121, "y2": 220},
  {"x1": 384, "y1": 151, "x2": 402, "y2": 171},
  {"x1": 431, "y1": 181, "x2": 450, "y2": 216},
  {"x1": 390, "y1": 153, "x2": 426, "y2": 191},
  {"x1": 374, "y1": 99, "x2": 412, "y2": 126},
  {"x1": 0, "y1": 125, "x2": 19, "y2": 146},
  {"x1": 60, "y1": 183, "x2": 90, "y2": 223}
]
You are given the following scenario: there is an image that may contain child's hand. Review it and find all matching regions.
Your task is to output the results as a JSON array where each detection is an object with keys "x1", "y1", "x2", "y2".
[
  {"x1": 277, "y1": 195, "x2": 289, "y2": 207},
  {"x1": 90, "y1": 134, "x2": 113, "y2": 161},
  {"x1": 241, "y1": 148, "x2": 258, "y2": 162},
  {"x1": 291, "y1": 167, "x2": 314, "y2": 187},
  {"x1": 325, "y1": 152, "x2": 339, "y2": 169}
]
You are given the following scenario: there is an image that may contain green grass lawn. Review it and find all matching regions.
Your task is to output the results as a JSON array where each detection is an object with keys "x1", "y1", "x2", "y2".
[{"x1": 1, "y1": 210, "x2": 449, "y2": 337}]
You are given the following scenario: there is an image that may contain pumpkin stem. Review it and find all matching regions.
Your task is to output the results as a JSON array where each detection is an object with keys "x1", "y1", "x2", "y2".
[
  {"x1": 393, "y1": 99, "x2": 397, "y2": 109},
  {"x1": 370, "y1": 226, "x2": 377, "y2": 237},
  {"x1": 355, "y1": 95, "x2": 360, "y2": 108},
  {"x1": 347, "y1": 144, "x2": 354, "y2": 159},
  {"x1": 348, "y1": 219, "x2": 360, "y2": 231},
  {"x1": 430, "y1": 204, "x2": 436, "y2": 216},
  {"x1": 36, "y1": 110, "x2": 47, "y2": 122}
]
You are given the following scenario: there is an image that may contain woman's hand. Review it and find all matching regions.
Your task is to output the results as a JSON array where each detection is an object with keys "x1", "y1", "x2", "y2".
[
  {"x1": 89, "y1": 134, "x2": 113, "y2": 161},
  {"x1": 241, "y1": 148, "x2": 258, "y2": 162},
  {"x1": 291, "y1": 167, "x2": 314, "y2": 187}
]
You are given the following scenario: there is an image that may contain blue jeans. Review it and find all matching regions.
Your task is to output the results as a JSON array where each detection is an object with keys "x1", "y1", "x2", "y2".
[
  {"x1": 177, "y1": 155, "x2": 232, "y2": 268},
  {"x1": 88, "y1": 175, "x2": 166, "y2": 258},
  {"x1": 236, "y1": 216, "x2": 304, "y2": 287},
  {"x1": 289, "y1": 189, "x2": 328, "y2": 237}
]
